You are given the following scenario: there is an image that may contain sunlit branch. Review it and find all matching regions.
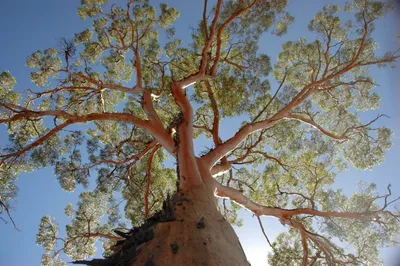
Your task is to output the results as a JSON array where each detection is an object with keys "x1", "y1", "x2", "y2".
[
  {"x1": 215, "y1": 181, "x2": 399, "y2": 222},
  {"x1": 171, "y1": 0, "x2": 222, "y2": 89},
  {"x1": 216, "y1": 180, "x2": 383, "y2": 264},
  {"x1": 62, "y1": 69, "x2": 168, "y2": 134},
  {"x1": 201, "y1": 80, "x2": 317, "y2": 168},
  {"x1": 210, "y1": 161, "x2": 231, "y2": 177},
  {"x1": 64, "y1": 72, "x2": 146, "y2": 94}
]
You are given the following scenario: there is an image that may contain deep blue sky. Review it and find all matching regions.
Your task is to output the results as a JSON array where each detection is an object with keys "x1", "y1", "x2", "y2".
[{"x1": 0, "y1": 1, "x2": 399, "y2": 266}]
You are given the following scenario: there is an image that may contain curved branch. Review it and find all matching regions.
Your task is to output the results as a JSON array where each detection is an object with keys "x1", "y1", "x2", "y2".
[
  {"x1": 214, "y1": 181, "x2": 393, "y2": 222},
  {"x1": 300, "y1": 230, "x2": 309, "y2": 266},
  {"x1": 286, "y1": 114, "x2": 350, "y2": 141}
]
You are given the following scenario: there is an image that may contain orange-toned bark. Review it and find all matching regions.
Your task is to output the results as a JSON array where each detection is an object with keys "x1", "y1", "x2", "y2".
[{"x1": 131, "y1": 181, "x2": 249, "y2": 266}]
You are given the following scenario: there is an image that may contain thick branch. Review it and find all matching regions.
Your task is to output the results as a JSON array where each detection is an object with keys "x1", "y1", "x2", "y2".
[
  {"x1": 215, "y1": 182, "x2": 385, "y2": 222},
  {"x1": 171, "y1": 82, "x2": 202, "y2": 188}
]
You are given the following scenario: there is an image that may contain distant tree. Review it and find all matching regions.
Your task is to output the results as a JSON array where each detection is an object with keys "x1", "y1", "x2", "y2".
[{"x1": 1, "y1": 0, "x2": 399, "y2": 265}]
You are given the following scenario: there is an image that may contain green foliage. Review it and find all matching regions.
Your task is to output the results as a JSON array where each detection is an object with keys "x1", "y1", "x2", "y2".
[
  {"x1": 74, "y1": 29, "x2": 93, "y2": 44},
  {"x1": 27, "y1": 49, "x2": 61, "y2": 87},
  {"x1": 0, "y1": 72, "x2": 19, "y2": 104},
  {"x1": 274, "y1": 12, "x2": 294, "y2": 36},
  {"x1": 157, "y1": 4, "x2": 179, "y2": 28},
  {"x1": 78, "y1": 0, "x2": 108, "y2": 20},
  {"x1": 37, "y1": 216, "x2": 59, "y2": 251},
  {"x1": 41, "y1": 252, "x2": 66, "y2": 266}
]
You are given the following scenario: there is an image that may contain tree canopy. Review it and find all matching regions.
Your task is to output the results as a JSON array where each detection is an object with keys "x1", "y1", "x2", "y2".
[{"x1": 0, "y1": 0, "x2": 399, "y2": 265}]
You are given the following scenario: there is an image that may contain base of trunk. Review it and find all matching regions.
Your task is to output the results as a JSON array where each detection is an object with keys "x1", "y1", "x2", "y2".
[
  {"x1": 132, "y1": 185, "x2": 249, "y2": 266},
  {"x1": 74, "y1": 183, "x2": 250, "y2": 266}
]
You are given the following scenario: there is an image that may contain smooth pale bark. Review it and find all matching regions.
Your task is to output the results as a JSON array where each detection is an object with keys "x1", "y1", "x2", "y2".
[
  {"x1": 131, "y1": 180, "x2": 250, "y2": 266},
  {"x1": 171, "y1": 83, "x2": 203, "y2": 189}
]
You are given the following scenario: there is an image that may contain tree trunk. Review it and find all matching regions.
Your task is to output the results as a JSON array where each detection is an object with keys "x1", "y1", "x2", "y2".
[
  {"x1": 131, "y1": 181, "x2": 250, "y2": 266},
  {"x1": 74, "y1": 170, "x2": 250, "y2": 266}
]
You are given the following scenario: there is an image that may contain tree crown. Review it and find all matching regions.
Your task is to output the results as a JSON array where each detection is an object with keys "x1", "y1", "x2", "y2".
[{"x1": 0, "y1": 0, "x2": 399, "y2": 265}]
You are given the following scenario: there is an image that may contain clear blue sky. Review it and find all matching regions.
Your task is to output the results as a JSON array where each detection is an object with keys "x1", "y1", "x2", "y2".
[{"x1": 0, "y1": 1, "x2": 399, "y2": 266}]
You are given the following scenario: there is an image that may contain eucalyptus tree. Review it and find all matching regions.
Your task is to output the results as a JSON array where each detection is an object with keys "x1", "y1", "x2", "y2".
[{"x1": 1, "y1": 0, "x2": 399, "y2": 265}]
